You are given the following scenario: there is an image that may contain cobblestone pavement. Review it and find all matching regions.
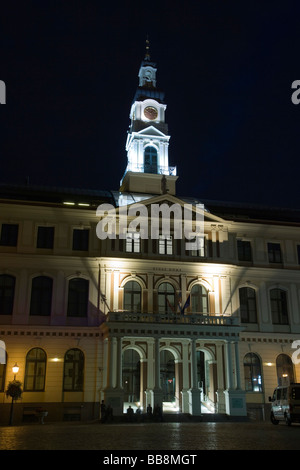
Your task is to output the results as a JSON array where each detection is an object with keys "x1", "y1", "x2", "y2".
[{"x1": 0, "y1": 421, "x2": 300, "y2": 451}]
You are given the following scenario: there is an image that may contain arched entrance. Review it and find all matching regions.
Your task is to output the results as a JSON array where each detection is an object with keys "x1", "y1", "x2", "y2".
[
  {"x1": 160, "y1": 349, "x2": 178, "y2": 412},
  {"x1": 122, "y1": 349, "x2": 140, "y2": 411}
]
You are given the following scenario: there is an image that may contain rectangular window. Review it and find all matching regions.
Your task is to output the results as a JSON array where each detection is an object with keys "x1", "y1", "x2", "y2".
[
  {"x1": 159, "y1": 235, "x2": 172, "y2": 255},
  {"x1": 237, "y1": 240, "x2": 252, "y2": 262},
  {"x1": 37, "y1": 226, "x2": 54, "y2": 249},
  {"x1": 72, "y1": 229, "x2": 89, "y2": 251},
  {"x1": 0, "y1": 223, "x2": 18, "y2": 246},
  {"x1": 125, "y1": 233, "x2": 141, "y2": 253},
  {"x1": 191, "y1": 237, "x2": 205, "y2": 257},
  {"x1": 268, "y1": 242, "x2": 282, "y2": 263}
]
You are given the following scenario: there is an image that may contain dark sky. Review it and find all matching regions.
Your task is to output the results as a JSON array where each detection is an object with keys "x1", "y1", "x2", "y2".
[{"x1": 1, "y1": 1, "x2": 300, "y2": 209}]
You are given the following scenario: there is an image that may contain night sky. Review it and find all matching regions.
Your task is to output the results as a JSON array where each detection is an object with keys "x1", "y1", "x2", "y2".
[{"x1": 1, "y1": 1, "x2": 300, "y2": 209}]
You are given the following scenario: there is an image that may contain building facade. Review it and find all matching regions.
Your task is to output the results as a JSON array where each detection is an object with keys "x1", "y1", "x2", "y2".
[{"x1": 1, "y1": 47, "x2": 300, "y2": 424}]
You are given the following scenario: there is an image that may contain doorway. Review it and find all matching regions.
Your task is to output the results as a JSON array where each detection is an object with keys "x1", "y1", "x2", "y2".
[{"x1": 122, "y1": 349, "x2": 140, "y2": 406}]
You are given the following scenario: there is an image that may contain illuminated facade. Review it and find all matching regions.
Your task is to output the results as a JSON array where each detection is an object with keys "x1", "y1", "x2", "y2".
[{"x1": 1, "y1": 46, "x2": 300, "y2": 424}]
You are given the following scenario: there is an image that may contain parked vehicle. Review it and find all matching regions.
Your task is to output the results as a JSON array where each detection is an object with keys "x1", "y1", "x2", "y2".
[{"x1": 269, "y1": 383, "x2": 300, "y2": 425}]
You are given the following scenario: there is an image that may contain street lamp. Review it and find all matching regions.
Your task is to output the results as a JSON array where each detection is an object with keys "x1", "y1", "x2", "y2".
[
  {"x1": 12, "y1": 363, "x2": 19, "y2": 379},
  {"x1": 8, "y1": 363, "x2": 20, "y2": 425}
]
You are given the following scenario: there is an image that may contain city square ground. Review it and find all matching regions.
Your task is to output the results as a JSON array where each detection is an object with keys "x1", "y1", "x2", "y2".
[{"x1": 0, "y1": 420, "x2": 300, "y2": 453}]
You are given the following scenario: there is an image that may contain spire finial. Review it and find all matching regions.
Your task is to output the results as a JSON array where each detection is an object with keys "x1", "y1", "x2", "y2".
[{"x1": 145, "y1": 35, "x2": 150, "y2": 60}]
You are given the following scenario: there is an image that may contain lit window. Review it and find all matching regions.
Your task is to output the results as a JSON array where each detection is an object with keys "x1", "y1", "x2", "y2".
[
  {"x1": 244, "y1": 353, "x2": 262, "y2": 392},
  {"x1": 24, "y1": 348, "x2": 46, "y2": 391},
  {"x1": 276, "y1": 354, "x2": 295, "y2": 384}
]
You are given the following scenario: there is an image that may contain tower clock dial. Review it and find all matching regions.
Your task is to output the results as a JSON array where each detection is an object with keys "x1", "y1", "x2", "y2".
[{"x1": 144, "y1": 106, "x2": 158, "y2": 120}]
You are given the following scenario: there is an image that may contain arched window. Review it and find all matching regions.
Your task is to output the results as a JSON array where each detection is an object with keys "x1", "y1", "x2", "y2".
[
  {"x1": 30, "y1": 276, "x2": 53, "y2": 316},
  {"x1": 144, "y1": 146, "x2": 158, "y2": 174},
  {"x1": 239, "y1": 287, "x2": 257, "y2": 323},
  {"x1": 270, "y1": 288, "x2": 288, "y2": 325},
  {"x1": 24, "y1": 348, "x2": 47, "y2": 391},
  {"x1": 63, "y1": 348, "x2": 84, "y2": 391},
  {"x1": 67, "y1": 278, "x2": 89, "y2": 317},
  {"x1": 0, "y1": 274, "x2": 15, "y2": 315},
  {"x1": 123, "y1": 281, "x2": 141, "y2": 312},
  {"x1": 276, "y1": 354, "x2": 294, "y2": 385},
  {"x1": 244, "y1": 353, "x2": 262, "y2": 392},
  {"x1": 158, "y1": 282, "x2": 175, "y2": 314},
  {"x1": 191, "y1": 284, "x2": 209, "y2": 313}
]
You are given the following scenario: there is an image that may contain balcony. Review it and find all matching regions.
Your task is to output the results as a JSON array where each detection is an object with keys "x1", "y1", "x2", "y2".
[
  {"x1": 122, "y1": 163, "x2": 177, "y2": 179},
  {"x1": 106, "y1": 311, "x2": 239, "y2": 326}
]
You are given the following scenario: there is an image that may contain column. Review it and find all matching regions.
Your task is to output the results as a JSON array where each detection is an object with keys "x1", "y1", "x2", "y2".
[
  {"x1": 225, "y1": 341, "x2": 234, "y2": 390},
  {"x1": 148, "y1": 338, "x2": 163, "y2": 409},
  {"x1": 188, "y1": 340, "x2": 201, "y2": 415},
  {"x1": 216, "y1": 343, "x2": 226, "y2": 413},
  {"x1": 224, "y1": 341, "x2": 247, "y2": 416},
  {"x1": 103, "y1": 336, "x2": 124, "y2": 416},
  {"x1": 105, "y1": 337, "x2": 114, "y2": 390},
  {"x1": 181, "y1": 340, "x2": 190, "y2": 413},
  {"x1": 116, "y1": 337, "x2": 122, "y2": 389},
  {"x1": 234, "y1": 341, "x2": 241, "y2": 390}
]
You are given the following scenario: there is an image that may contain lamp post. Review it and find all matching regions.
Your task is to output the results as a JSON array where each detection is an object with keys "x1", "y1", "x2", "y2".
[
  {"x1": 9, "y1": 363, "x2": 20, "y2": 426},
  {"x1": 12, "y1": 363, "x2": 19, "y2": 380}
]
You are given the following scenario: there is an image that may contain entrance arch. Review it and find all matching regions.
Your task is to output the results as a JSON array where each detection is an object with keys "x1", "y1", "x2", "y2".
[{"x1": 160, "y1": 350, "x2": 175, "y2": 402}]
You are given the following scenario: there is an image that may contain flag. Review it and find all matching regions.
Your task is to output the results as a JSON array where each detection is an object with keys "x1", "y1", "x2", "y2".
[
  {"x1": 178, "y1": 292, "x2": 183, "y2": 314},
  {"x1": 182, "y1": 295, "x2": 190, "y2": 314},
  {"x1": 166, "y1": 296, "x2": 175, "y2": 313}
]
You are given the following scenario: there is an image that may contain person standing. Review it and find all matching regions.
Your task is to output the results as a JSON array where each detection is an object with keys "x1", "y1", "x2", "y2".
[{"x1": 100, "y1": 400, "x2": 106, "y2": 423}]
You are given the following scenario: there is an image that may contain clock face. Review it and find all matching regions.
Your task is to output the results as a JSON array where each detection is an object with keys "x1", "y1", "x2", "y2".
[{"x1": 144, "y1": 106, "x2": 158, "y2": 120}]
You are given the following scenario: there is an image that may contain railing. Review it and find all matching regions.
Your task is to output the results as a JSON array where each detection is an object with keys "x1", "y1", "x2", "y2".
[
  {"x1": 122, "y1": 164, "x2": 177, "y2": 179},
  {"x1": 106, "y1": 311, "x2": 239, "y2": 326}
]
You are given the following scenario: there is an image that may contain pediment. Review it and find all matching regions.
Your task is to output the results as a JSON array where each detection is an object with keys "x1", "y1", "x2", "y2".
[
  {"x1": 115, "y1": 192, "x2": 228, "y2": 224},
  {"x1": 135, "y1": 125, "x2": 169, "y2": 139}
]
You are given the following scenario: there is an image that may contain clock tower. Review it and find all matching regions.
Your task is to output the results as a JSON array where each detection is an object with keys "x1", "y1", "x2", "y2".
[{"x1": 120, "y1": 40, "x2": 178, "y2": 195}]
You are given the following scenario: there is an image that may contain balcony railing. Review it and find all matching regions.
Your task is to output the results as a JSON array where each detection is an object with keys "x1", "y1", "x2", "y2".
[
  {"x1": 106, "y1": 311, "x2": 239, "y2": 326},
  {"x1": 122, "y1": 164, "x2": 177, "y2": 179}
]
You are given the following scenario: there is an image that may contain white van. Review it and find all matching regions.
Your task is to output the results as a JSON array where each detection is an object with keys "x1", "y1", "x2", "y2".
[{"x1": 269, "y1": 383, "x2": 300, "y2": 425}]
